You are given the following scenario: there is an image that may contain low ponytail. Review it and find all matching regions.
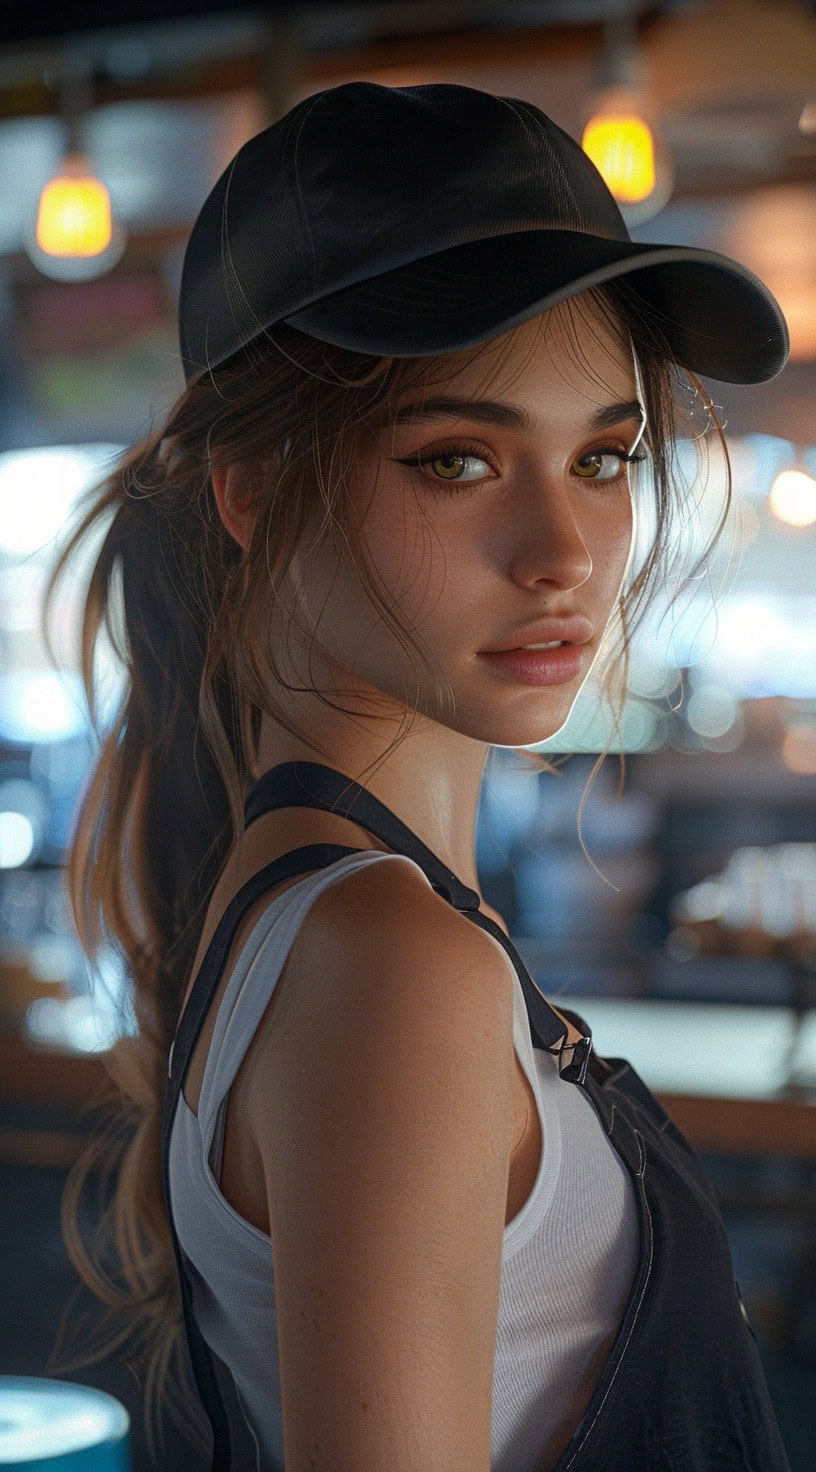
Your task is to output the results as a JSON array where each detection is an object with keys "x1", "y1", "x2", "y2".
[{"x1": 42, "y1": 433, "x2": 250, "y2": 1464}]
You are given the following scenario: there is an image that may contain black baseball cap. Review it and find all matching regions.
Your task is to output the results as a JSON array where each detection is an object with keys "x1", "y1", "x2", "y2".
[{"x1": 178, "y1": 80, "x2": 789, "y2": 388}]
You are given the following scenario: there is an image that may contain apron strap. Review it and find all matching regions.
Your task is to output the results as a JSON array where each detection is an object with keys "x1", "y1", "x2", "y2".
[{"x1": 244, "y1": 758, "x2": 483, "y2": 910}]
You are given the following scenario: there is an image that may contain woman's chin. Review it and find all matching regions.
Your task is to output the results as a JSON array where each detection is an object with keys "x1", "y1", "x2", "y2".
[{"x1": 451, "y1": 695, "x2": 580, "y2": 750}]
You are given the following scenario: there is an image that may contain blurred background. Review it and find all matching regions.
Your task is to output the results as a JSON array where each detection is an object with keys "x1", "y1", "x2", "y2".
[{"x1": 1, "y1": 0, "x2": 815, "y2": 1467}]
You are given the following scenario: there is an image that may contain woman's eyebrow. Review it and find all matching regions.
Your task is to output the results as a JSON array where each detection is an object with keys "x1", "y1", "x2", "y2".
[{"x1": 385, "y1": 396, "x2": 645, "y2": 433}]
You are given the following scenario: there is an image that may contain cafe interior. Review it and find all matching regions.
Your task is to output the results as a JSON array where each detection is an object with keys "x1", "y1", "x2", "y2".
[{"x1": 0, "y1": 0, "x2": 815, "y2": 1467}]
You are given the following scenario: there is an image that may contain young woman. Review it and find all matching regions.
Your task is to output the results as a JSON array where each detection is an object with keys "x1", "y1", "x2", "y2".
[{"x1": 44, "y1": 83, "x2": 791, "y2": 1471}]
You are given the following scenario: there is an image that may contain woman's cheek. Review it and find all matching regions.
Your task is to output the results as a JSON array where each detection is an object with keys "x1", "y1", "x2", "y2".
[
  {"x1": 589, "y1": 498, "x2": 633, "y2": 601},
  {"x1": 366, "y1": 497, "x2": 452, "y2": 617}
]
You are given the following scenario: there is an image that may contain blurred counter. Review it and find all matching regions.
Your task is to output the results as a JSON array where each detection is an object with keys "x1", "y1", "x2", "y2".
[{"x1": 556, "y1": 995, "x2": 816, "y2": 1160}]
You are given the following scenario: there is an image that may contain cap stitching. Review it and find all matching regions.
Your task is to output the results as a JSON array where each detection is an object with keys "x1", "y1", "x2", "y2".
[
  {"x1": 291, "y1": 92, "x2": 325, "y2": 299},
  {"x1": 497, "y1": 95, "x2": 585, "y2": 233},
  {"x1": 219, "y1": 152, "x2": 267, "y2": 368}
]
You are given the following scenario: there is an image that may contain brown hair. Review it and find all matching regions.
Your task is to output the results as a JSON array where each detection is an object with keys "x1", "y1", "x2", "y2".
[{"x1": 40, "y1": 279, "x2": 731, "y2": 1463}]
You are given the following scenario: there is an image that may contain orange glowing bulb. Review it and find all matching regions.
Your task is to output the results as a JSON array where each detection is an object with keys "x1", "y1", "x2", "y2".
[
  {"x1": 582, "y1": 112, "x2": 656, "y2": 204},
  {"x1": 35, "y1": 155, "x2": 112, "y2": 258}
]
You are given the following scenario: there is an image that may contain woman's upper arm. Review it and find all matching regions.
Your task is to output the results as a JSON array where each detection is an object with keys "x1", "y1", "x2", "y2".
[{"x1": 246, "y1": 858, "x2": 516, "y2": 1472}]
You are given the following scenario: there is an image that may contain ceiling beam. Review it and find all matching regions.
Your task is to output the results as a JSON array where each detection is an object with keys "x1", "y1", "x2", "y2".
[{"x1": 0, "y1": 20, "x2": 606, "y2": 116}]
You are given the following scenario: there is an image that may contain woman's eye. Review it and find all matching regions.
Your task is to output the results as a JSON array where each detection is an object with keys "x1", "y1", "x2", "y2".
[
  {"x1": 395, "y1": 443, "x2": 495, "y2": 489},
  {"x1": 573, "y1": 449, "x2": 644, "y2": 482},
  {"x1": 429, "y1": 451, "x2": 490, "y2": 482}
]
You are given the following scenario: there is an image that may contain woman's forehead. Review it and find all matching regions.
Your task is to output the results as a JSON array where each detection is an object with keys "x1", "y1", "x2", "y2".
[{"x1": 395, "y1": 297, "x2": 635, "y2": 400}]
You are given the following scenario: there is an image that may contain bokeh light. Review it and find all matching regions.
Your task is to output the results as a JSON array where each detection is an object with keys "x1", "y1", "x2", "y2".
[
  {"x1": 769, "y1": 467, "x2": 816, "y2": 528},
  {"x1": 582, "y1": 111, "x2": 656, "y2": 202}
]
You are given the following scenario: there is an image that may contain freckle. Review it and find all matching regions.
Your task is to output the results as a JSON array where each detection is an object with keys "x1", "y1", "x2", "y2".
[
  {"x1": 318, "y1": 1288, "x2": 325, "y2": 1297},
  {"x1": 361, "y1": 1401, "x2": 369, "y2": 1412},
  {"x1": 312, "y1": 1317, "x2": 319, "y2": 1330}
]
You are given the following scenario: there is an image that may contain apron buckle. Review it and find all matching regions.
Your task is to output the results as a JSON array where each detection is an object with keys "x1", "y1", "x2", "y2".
[{"x1": 552, "y1": 1030, "x2": 593, "y2": 1086}]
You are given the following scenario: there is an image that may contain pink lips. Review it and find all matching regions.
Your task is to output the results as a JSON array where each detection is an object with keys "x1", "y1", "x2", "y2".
[
  {"x1": 478, "y1": 644, "x2": 586, "y2": 687},
  {"x1": 482, "y1": 616, "x2": 594, "y2": 653}
]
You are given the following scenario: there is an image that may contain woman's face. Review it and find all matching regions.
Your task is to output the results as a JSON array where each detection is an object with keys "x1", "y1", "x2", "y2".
[{"x1": 277, "y1": 296, "x2": 645, "y2": 750}]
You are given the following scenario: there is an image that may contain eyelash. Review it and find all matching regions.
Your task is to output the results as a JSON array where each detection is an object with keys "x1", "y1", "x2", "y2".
[{"x1": 395, "y1": 439, "x2": 648, "y2": 493}]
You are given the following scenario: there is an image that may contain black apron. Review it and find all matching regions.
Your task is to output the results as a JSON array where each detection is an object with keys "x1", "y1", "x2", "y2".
[{"x1": 161, "y1": 760, "x2": 791, "y2": 1471}]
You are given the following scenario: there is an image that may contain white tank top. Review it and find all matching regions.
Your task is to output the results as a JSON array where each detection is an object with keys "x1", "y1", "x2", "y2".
[{"x1": 168, "y1": 850, "x2": 638, "y2": 1471}]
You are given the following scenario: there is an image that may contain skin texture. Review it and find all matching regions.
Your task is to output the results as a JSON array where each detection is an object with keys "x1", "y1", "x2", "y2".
[{"x1": 211, "y1": 296, "x2": 646, "y2": 895}]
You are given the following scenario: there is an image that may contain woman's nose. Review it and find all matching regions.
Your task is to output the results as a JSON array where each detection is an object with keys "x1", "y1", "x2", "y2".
[{"x1": 506, "y1": 483, "x2": 594, "y2": 592}]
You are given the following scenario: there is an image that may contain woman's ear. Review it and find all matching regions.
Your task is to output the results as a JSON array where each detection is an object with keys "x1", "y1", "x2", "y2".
[{"x1": 210, "y1": 461, "x2": 258, "y2": 551}]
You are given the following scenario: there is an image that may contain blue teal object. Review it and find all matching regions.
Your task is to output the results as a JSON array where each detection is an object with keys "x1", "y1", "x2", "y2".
[{"x1": 0, "y1": 1378, "x2": 131, "y2": 1470}]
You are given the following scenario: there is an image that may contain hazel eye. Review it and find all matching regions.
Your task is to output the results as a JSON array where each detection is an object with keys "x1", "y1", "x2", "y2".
[
  {"x1": 573, "y1": 449, "x2": 643, "y2": 482},
  {"x1": 431, "y1": 452, "x2": 486, "y2": 481},
  {"x1": 395, "y1": 441, "x2": 496, "y2": 489}
]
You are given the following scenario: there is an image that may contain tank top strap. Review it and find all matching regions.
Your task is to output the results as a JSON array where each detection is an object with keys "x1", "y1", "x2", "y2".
[
  {"x1": 162, "y1": 837, "x2": 368, "y2": 1472},
  {"x1": 197, "y1": 849, "x2": 411, "y2": 1147},
  {"x1": 242, "y1": 761, "x2": 585, "y2": 1070},
  {"x1": 166, "y1": 841, "x2": 364, "y2": 1104}
]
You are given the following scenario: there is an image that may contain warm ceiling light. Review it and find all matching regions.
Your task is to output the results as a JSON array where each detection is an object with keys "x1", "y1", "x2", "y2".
[
  {"x1": 768, "y1": 465, "x2": 816, "y2": 528},
  {"x1": 582, "y1": 105, "x2": 656, "y2": 203},
  {"x1": 35, "y1": 152, "x2": 112, "y2": 258},
  {"x1": 583, "y1": 11, "x2": 673, "y2": 225}
]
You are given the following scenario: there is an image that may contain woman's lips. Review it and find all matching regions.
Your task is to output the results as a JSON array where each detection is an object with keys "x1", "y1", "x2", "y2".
[{"x1": 477, "y1": 643, "x2": 585, "y2": 685}]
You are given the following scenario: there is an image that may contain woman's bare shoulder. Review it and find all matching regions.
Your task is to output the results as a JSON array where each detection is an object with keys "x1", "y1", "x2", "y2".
[
  {"x1": 294, "y1": 851, "x2": 507, "y2": 971},
  {"x1": 241, "y1": 852, "x2": 515, "y2": 1129}
]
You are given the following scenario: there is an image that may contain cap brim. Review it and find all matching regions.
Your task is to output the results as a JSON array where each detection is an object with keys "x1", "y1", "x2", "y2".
[{"x1": 283, "y1": 229, "x2": 789, "y2": 385}]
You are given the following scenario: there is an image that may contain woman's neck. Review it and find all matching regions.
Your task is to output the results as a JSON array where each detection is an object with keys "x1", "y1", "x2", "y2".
[{"x1": 252, "y1": 714, "x2": 491, "y2": 895}]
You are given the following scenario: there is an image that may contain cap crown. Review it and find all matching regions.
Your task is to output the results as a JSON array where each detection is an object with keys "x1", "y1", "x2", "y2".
[{"x1": 179, "y1": 81, "x2": 630, "y2": 374}]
